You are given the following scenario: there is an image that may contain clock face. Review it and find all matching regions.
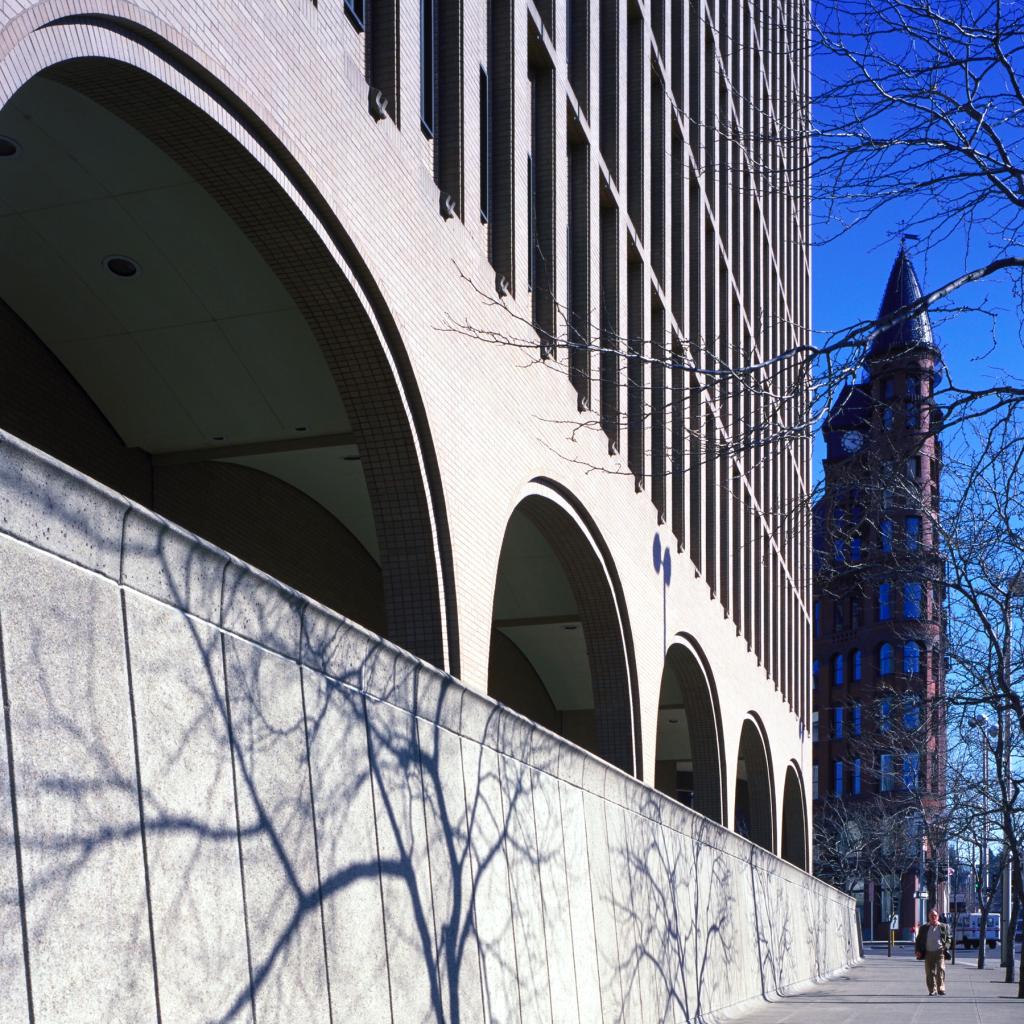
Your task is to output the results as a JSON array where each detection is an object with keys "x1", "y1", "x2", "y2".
[{"x1": 841, "y1": 431, "x2": 865, "y2": 454}]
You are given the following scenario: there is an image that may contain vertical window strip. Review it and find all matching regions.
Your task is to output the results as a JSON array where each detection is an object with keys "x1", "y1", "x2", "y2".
[
  {"x1": 479, "y1": 66, "x2": 490, "y2": 222},
  {"x1": 434, "y1": 0, "x2": 464, "y2": 215},
  {"x1": 487, "y1": 0, "x2": 515, "y2": 286},
  {"x1": 599, "y1": 0, "x2": 620, "y2": 180},
  {"x1": 670, "y1": 334, "x2": 685, "y2": 544},
  {"x1": 626, "y1": 7, "x2": 645, "y2": 237},
  {"x1": 651, "y1": 300, "x2": 667, "y2": 521},
  {"x1": 529, "y1": 58, "x2": 556, "y2": 351},
  {"x1": 367, "y1": 0, "x2": 400, "y2": 124},
  {"x1": 568, "y1": 136, "x2": 591, "y2": 408},
  {"x1": 651, "y1": 73, "x2": 666, "y2": 283},
  {"x1": 627, "y1": 258, "x2": 645, "y2": 486},
  {"x1": 567, "y1": 0, "x2": 590, "y2": 115},
  {"x1": 600, "y1": 203, "x2": 620, "y2": 453},
  {"x1": 420, "y1": 0, "x2": 436, "y2": 136}
]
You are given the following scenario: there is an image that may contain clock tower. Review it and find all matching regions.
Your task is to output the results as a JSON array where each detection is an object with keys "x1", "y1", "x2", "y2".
[{"x1": 812, "y1": 247, "x2": 947, "y2": 938}]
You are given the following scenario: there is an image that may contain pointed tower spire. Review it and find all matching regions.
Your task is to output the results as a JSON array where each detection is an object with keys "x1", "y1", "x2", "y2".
[{"x1": 869, "y1": 247, "x2": 935, "y2": 356}]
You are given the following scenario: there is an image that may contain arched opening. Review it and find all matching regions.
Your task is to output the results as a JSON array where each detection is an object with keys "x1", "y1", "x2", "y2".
[
  {"x1": 653, "y1": 639, "x2": 725, "y2": 824},
  {"x1": 735, "y1": 716, "x2": 775, "y2": 852},
  {"x1": 487, "y1": 487, "x2": 639, "y2": 775},
  {"x1": 780, "y1": 763, "x2": 808, "y2": 870},
  {"x1": 0, "y1": 62, "x2": 453, "y2": 668}
]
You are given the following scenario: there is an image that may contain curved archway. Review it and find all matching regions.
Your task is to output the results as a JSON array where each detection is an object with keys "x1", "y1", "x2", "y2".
[
  {"x1": 653, "y1": 637, "x2": 726, "y2": 823},
  {"x1": 487, "y1": 484, "x2": 640, "y2": 775},
  {"x1": 780, "y1": 762, "x2": 808, "y2": 870},
  {"x1": 735, "y1": 716, "x2": 775, "y2": 852},
  {"x1": 0, "y1": 55, "x2": 455, "y2": 668}
]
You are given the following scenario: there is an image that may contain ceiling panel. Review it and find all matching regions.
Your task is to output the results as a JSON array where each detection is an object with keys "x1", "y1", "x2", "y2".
[
  {"x1": 492, "y1": 513, "x2": 579, "y2": 619},
  {"x1": 498, "y1": 623, "x2": 591, "y2": 710},
  {"x1": 56, "y1": 333, "x2": 204, "y2": 451},
  {"x1": 22, "y1": 197, "x2": 210, "y2": 333},
  {"x1": 218, "y1": 310, "x2": 350, "y2": 434},
  {"x1": 0, "y1": 77, "x2": 189, "y2": 211},
  {"x1": 0, "y1": 214, "x2": 123, "y2": 342},
  {"x1": 227, "y1": 447, "x2": 378, "y2": 560},
  {"x1": 117, "y1": 182, "x2": 293, "y2": 320}
]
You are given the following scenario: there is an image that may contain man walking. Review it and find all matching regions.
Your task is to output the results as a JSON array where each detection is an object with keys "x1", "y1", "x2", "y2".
[{"x1": 915, "y1": 908, "x2": 952, "y2": 995}]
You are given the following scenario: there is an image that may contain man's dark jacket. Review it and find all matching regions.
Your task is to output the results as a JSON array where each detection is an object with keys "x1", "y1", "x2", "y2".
[{"x1": 915, "y1": 922, "x2": 952, "y2": 958}]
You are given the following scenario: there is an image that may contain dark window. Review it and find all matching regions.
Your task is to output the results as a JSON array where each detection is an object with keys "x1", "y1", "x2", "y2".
[
  {"x1": 904, "y1": 641, "x2": 921, "y2": 674},
  {"x1": 881, "y1": 519, "x2": 894, "y2": 553},
  {"x1": 903, "y1": 752, "x2": 920, "y2": 791},
  {"x1": 852, "y1": 757, "x2": 862, "y2": 794},
  {"x1": 852, "y1": 704, "x2": 862, "y2": 735},
  {"x1": 833, "y1": 706, "x2": 844, "y2": 739},
  {"x1": 903, "y1": 696, "x2": 921, "y2": 730},
  {"x1": 878, "y1": 583, "x2": 891, "y2": 621},
  {"x1": 526, "y1": 154, "x2": 535, "y2": 291},
  {"x1": 850, "y1": 596, "x2": 863, "y2": 629},
  {"x1": 879, "y1": 643, "x2": 894, "y2": 676},
  {"x1": 420, "y1": 0, "x2": 436, "y2": 135},
  {"x1": 880, "y1": 752, "x2": 894, "y2": 791},
  {"x1": 345, "y1": 0, "x2": 366, "y2": 29},
  {"x1": 904, "y1": 582, "x2": 922, "y2": 619},
  {"x1": 851, "y1": 648, "x2": 862, "y2": 681},
  {"x1": 905, "y1": 515, "x2": 921, "y2": 550},
  {"x1": 479, "y1": 67, "x2": 490, "y2": 222},
  {"x1": 833, "y1": 760, "x2": 844, "y2": 797}
]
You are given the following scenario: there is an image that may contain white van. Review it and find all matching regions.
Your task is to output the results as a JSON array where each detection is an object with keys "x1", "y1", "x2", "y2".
[{"x1": 954, "y1": 912, "x2": 1000, "y2": 948}]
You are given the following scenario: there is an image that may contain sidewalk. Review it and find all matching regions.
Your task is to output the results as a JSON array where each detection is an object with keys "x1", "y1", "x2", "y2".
[{"x1": 735, "y1": 947, "x2": 1024, "y2": 1022}]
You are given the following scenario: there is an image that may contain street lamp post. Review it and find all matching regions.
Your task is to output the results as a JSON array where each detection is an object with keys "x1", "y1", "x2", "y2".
[
  {"x1": 970, "y1": 713, "x2": 998, "y2": 969},
  {"x1": 1000, "y1": 571, "x2": 1023, "y2": 973}
]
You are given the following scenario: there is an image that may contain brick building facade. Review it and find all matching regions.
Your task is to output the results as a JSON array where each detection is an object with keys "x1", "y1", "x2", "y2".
[
  {"x1": 812, "y1": 248, "x2": 947, "y2": 935},
  {"x1": 0, "y1": 0, "x2": 811, "y2": 861}
]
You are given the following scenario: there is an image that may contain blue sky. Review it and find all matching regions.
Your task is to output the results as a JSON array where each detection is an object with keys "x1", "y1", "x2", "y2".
[
  {"x1": 810, "y1": 216, "x2": 1024, "y2": 482},
  {"x1": 808, "y1": 0, "x2": 1024, "y2": 482}
]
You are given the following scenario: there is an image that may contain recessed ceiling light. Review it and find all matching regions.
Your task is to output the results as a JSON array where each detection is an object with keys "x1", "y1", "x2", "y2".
[
  {"x1": 343, "y1": 454, "x2": 361, "y2": 461},
  {"x1": 563, "y1": 624, "x2": 578, "y2": 631},
  {"x1": 295, "y1": 426, "x2": 308, "y2": 432},
  {"x1": 668, "y1": 718, "x2": 679, "y2": 725},
  {"x1": 212, "y1": 435, "x2": 225, "y2": 442},
  {"x1": 0, "y1": 136, "x2": 18, "y2": 158},
  {"x1": 104, "y1": 255, "x2": 139, "y2": 278}
]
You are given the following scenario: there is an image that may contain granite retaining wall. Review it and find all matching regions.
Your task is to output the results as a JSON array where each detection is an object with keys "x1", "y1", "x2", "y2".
[{"x1": 0, "y1": 432, "x2": 857, "y2": 1023}]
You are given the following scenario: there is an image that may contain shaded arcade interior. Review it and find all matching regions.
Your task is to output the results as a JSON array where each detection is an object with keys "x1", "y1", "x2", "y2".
[
  {"x1": 653, "y1": 642, "x2": 726, "y2": 823},
  {"x1": 0, "y1": 67, "x2": 446, "y2": 665},
  {"x1": 487, "y1": 494, "x2": 639, "y2": 775}
]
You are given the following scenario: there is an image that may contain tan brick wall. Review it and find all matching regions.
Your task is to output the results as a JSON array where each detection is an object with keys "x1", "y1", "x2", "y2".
[{"x1": 0, "y1": 0, "x2": 813, "y2": 853}]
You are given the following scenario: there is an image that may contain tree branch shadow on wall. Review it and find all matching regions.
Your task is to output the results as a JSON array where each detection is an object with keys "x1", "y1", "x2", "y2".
[
  {"x1": 607, "y1": 787, "x2": 741, "y2": 1024},
  {"x1": 2, "y1": 508, "x2": 559, "y2": 1024},
  {"x1": 1, "y1": 485, "x2": 843, "y2": 1024}
]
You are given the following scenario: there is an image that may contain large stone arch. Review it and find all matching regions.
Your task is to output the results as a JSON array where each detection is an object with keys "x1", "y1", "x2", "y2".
[
  {"x1": 735, "y1": 715, "x2": 776, "y2": 853},
  {"x1": 654, "y1": 636, "x2": 727, "y2": 824},
  {"x1": 488, "y1": 481, "x2": 641, "y2": 776},
  {"x1": 0, "y1": 28, "x2": 457, "y2": 669},
  {"x1": 781, "y1": 761, "x2": 809, "y2": 871}
]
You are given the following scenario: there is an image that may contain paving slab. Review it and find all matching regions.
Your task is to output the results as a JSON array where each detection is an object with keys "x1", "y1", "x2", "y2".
[{"x1": 732, "y1": 947, "x2": 1024, "y2": 1022}]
